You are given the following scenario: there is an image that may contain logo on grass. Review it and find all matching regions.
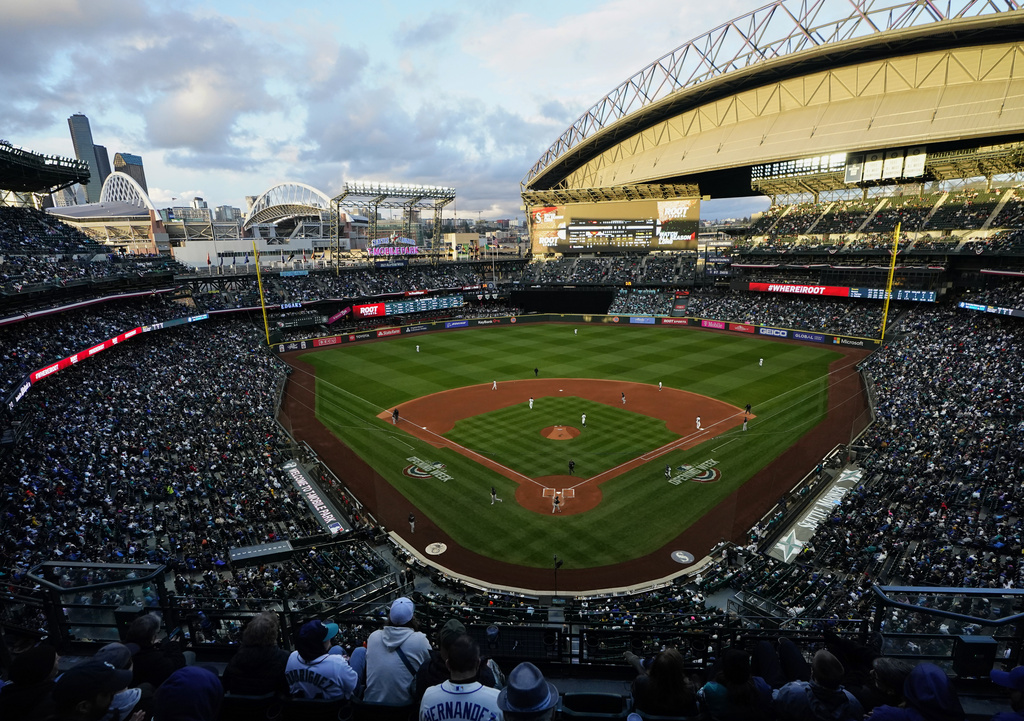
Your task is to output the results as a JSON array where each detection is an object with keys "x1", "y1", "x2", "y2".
[
  {"x1": 403, "y1": 457, "x2": 453, "y2": 483},
  {"x1": 668, "y1": 459, "x2": 720, "y2": 485}
]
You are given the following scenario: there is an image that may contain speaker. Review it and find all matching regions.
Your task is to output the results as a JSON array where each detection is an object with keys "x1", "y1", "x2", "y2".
[{"x1": 952, "y1": 635, "x2": 997, "y2": 677}]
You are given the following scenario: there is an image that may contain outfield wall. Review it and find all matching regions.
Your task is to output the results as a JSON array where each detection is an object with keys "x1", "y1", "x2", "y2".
[{"x1": 273, "y1": 313, "x2": 881, "y2": 354}]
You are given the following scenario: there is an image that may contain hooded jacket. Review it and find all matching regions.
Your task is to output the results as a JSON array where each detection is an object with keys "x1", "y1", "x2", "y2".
[
  {"x1": 153, "y1": 667, "x2": 223, "y2": 721},
  {"x1": 221, "y1": 643, "x2": 290, "y2": 696},
  {"x1": 774, "y1": 679, "x2": 864, "y2": 721},
  {"x1": 363, "y1": 625, "x2": 431, "y2": 704},
  {"x1": 867, "y1": 664, "x2": 964, "y2": 721}
]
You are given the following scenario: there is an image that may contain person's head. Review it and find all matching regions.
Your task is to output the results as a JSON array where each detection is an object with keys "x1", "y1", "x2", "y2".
[
  {"x1": 649, "y1": 647, "x2": 687, "y2": 687},
  {"x1": 870, "y1": 657, "x2": 914, "y2": 701},
  {"x1": 126, "y1": 613, "x2": 162, "y2": 647},
  {"x1": 93, "y1": 642, "x2": 134, "y2": 673},
  {"x1": 991, "y1": 666, "x2": 1024, "y2": 711},
  {"x1": 8, "y1": 643, "x2": 59, "y2": 686},
  {"x1": 295, "y1": 619, "x2": 339, "y2": 662},
  {"x1": 154, "y1": 666, "x2": 224, "y2": 721},
  {"x1": 242, "y1": 611, "x2": 281, "y2": 647},
  {"x1": 445, "y1": 634, "x2": 480, "y2": 682},
  {"x1": 811, "y1": 649, "x2": 845, "y2": 690},
  {"x1": 389, "y1": 597, "x2": 416, "y2": 628},
  {"x1": 901, "y1": 663, "x2": 963, "y2": 720},
  {"x1": 52, "y1": 660, "x2": 132, "y2": 721},
  {"x1": 719, "y1": 648, "x2": 752, "y2": 686},
  {"x1": 497, "y1": 662, "x2": 559, "y2": 721},
  {"x1": 437, "y1": 618, "x2": 467, "y2": 660}
]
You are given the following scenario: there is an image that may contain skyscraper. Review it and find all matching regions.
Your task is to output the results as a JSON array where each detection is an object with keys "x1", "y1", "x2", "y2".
[
  {"x1": 113, "y1": 152, "x2": 148, "y2": 193},
  {"x1": 67, "y1": 113, "x2": 102, "y2": 203},
  {"x1": 94, "y1": 145, "x2": 111, "y2": 186}
]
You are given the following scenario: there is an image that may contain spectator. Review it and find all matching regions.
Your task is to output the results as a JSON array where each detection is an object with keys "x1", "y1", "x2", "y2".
[
  {"x1": 363, "y1": 596, "x2": 432, "y2": 704},
  {"x1": 989, "y1": 666, "x2": 1024, "y2": 721},
  {"x1": 153, "y1": 667, "x2": 223, "y2": 721},
  {"x1": 624, "y1": 647, "x2": 698, "y2": 717},
  {"x1": 867, "y1": 663, "x2": 963, "y2": 721},
  {"x1": 415, "y1": 618, "x2": 497, "y2": 706},
  {"x1": 419, "y1": 635, "x2": 503, "y2": 721},
  {"x1": 49, "y1": 659, "x2": 135, "y2": 721},
  {"x1": 93, "y1": 642, "x2": 149, "y2": 721},
  {"x1": 0, "y1": 643, "x2": 60, "y2": 721},
  {"x1": 496, "y1": 662, "x2": 559, "y2": 721},
  {"x1": 699, "y1": 648, "x2": 774, "y2": 721},
  {"x1": 856, "y1": 657, "x2": 914, "y2": 713},
  {"x1": 125, "y1": 614, "x2": 187, "y2": 690},
  {"x1": 773, "y1": 649, "x2": 863, "y2": 721},
  {"x1": 220, "y1": 611, "x2": 290, "y2": 696},
  {"x1": 284, "y1": 619, "x2": 360, "y2": 700}
]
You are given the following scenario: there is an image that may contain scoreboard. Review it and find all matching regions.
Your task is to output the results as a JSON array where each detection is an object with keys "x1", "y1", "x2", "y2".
[
  {"x1": 848, "y1": 288, "x2": 937, "y2": 302},
  {"x1": 749, "y1": 282, "x2": 935, "y2": 302},
  {"x1": 354, "y1": 294, "x2": 463, "y2": 319},
  {"x1": 566, "y1": 219, "x2": 657, "y2": 249}
]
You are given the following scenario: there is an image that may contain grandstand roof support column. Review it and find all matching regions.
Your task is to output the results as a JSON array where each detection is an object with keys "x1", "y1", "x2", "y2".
[{"x1": 430, "y1": 195, "x2": 453, "y2": 266}]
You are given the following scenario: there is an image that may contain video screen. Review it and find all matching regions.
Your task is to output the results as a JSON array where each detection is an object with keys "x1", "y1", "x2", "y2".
[{"x1": 530, "y1": 199, "x2": 699, "y2": 252}]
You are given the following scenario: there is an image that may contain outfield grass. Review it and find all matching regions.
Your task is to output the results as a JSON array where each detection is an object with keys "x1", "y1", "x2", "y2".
[{"x1": 302, "y1": 324, "x2": 841, "y2": 570}]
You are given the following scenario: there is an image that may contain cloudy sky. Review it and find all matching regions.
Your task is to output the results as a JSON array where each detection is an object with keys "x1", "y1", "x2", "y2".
[{"x1": 0, "y1": 0, "x2": 771, "y2": 221}]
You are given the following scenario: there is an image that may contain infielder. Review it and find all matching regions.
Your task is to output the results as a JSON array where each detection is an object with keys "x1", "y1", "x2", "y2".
[
  {"x1": 568, "y1": 459, "x2": 575, "y2": 475},
  {"x1": 491, "y1": 486, "x2": 502, "y2": 504},
  {"x1": 408, "y1": 513, "x2": 415, "y2": 533},
  {"x1": 743, "y1": 418, "x2": 748, "y2": 431},
  {"x1": 416, "y1": 345, "x2": 420, "y2": 352},
  {"x1": 581, "y1": 413, "x2": 586, "y2": 427},
  {"x1": 658, "y1": 381, "x2": 662, "y2": 391},
  {"x1": 492, "y1": 380, "x2": 497, "y2": 390},
  {"x1": 665, "y1": 465, "x2": 671, "y2": 479},
  {"x1": 529, "y1": 397, "x2": 534, "y2": 409},
  {"x1": 759, "y1": 358, "x2": 763, "y2": 367},
  {"x1": 696, "y1": 416, "x2": 702, "y2": 430},
  {"x1": 621, "y1": 392, "x2": 626, "y2": 405}
]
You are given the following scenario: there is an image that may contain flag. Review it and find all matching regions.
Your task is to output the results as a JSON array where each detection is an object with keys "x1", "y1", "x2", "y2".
[
  {"x1": 206, "y1": 253, "x2": 211, "y2": 265},
  {"x1": 232, "y1": 255, "x2": 237, "y2": 265},
  {"x1": 243, "y1": 254, "x2": 249, "y2": 264},
  {"x1": 302, "y1": 250, "x2": 307, "y2": 262}
]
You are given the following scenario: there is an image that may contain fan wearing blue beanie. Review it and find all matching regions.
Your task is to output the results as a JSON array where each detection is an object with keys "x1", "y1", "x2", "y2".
[{"x1": 153, "y1": 667, "x2": 223, "y2": 721}]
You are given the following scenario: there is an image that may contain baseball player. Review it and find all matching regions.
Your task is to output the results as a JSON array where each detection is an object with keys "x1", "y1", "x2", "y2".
[
  {"x1": 392, "y1": 408, "x2": 399, "y2": 424},
  {"x1": 416, "y1": 345, "x2": 420, "y2": 352},
  {"x1": 492, "y1": 380, "x2": 497, "y2": 390},
  {"x1": 759, "y1": 358, "x2": 763, "y2": 367},
  {"x1": 568, "y1": 459, "x2": 575, "y2": 475},
  {"x1": 659, "y1": 381, "x2": 662, "y2": 391},
  {"x1": 574, "y1": 328, "x2": 577, "y2": 335},
  {"x1": 581, "y1": 413, "x2": 586, "y2": 427},
  {"x1": 696, "y1": 416, "x2": 702, "y2": 430},
  {"x1": 621, "y1": 392, "x2": 626, "y2": 405},
  {"x1": 743, "y1": 418, "x2": 748, "y2": 431},
  {"x1": 408, "y1": 513, "x2": 415, "y2": 533},
  {"x1": 491, "y1": 487, "x2": 502, "y2": 504},
  {"x1": 552, "y1": 494, "x2": 561, "y2": 513},
  {"x1": 529, "y1": 397, "x2": 534, "y2": 409},
  {"x1": 665, "y1": 465, "x2": 671, "y2": 479}
]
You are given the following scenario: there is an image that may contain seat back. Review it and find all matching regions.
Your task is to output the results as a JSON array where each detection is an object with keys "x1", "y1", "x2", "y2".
[
  {"x1": 351, "y1": 697, "x2": 415, "y2": 721},
  {"x1": 220, "y1": 692, "x2": 281, "y2": 721},
  {"x1": 281, "y1": 696, "x2": 352, "y2": 721},
  {"x1": 559, "y1": 692, "x2": 630, "y2": 720}
]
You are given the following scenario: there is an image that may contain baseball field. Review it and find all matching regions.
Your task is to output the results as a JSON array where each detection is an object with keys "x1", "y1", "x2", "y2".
[{"x1": 282, "y1": 322, "x2": 868, "y2": 591}]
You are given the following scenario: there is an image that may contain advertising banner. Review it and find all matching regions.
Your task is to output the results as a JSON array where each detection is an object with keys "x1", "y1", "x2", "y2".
[
  {"x1": 729, "y1": 323, "x2": 755, "y2": 334},
  {"x1": 283, "y1": 461, "x2": 349, "y2": 535},
  {"x1": 792, "y1": 331, "x2": 826, "y2": 343},
  {"x1": 445, "y1": 320, "x2": 469, "y2": 328},
  {"x1": 749, "y1": 282, "x2": 851, "y2": 298},
  {"x1": 313, "y1": 336, "x2": 341, "y2": 347},
  {"x1": 701, "y1": 320, "x2": 726, "y2": 330},
  {"x1": 661, "y1": 318, "x2": 689, "y2": 325},
  {"x1": 353, "y1": 302, "x2": 386, "y2": 318},
  {"x1": 327, "y1": 306, "x2": 351, "y2": 324},
  {"x1": 629, "y1": 317, "x2": 656, "y2": 324}
]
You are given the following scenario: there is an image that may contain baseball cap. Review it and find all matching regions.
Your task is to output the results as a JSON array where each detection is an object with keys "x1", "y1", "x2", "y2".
[
  {"x1": 438, "y1": 619, "x2": 466, "y2": 648},
  {"x1": 991, "y1": 666, "x2": 1024, "y2": 690},
  {"x1": 298, "y1": 619, "x2": 340, "y2": 644},
  {"x1": 53, "y1": 660, "x2": 132, "y2": 707},
  {"x1": 390, "y1": 597, "x2": 414, "y2": 625},
  {"x1": 93, "y1": 642, "x2": 134, "y2": 671},
  {"x1": 497, "y1": 662, "x2": 559, "y2": 714}
]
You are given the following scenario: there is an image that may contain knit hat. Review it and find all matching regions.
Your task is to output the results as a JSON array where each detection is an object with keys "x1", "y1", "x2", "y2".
[
  {"x1": 390, "y1": 597, "x2": 414, "y2": 625},
  {"x1": 497, "y1": 662, "x2": 559, "y2": 714},
  {"x1": 8, "y1": 644, "x2": 58, "y2": 685},
  {"x1": 154, "y1": 666, "x2": 224, "y2": 721},
  {"x1": 812, "y1": 649, "x2": 845, "y2": 688},
  {"x1": 991, "y1": 666, "x2": 1024, "y2": 691}
]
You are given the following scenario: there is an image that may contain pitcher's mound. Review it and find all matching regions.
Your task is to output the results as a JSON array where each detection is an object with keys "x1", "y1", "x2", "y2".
[{"x1": 542, "y1": 425, "x2": 580, "y2": 440}]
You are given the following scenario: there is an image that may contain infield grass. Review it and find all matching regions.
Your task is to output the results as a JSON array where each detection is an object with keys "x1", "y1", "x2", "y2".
[{"x1": 301, "y1": 323, "x2": 842, "y2": 570}]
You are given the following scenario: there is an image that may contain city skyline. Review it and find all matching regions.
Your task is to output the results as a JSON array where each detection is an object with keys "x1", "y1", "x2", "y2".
[{"x1": 2, "y1": 0, "x2": 769, "y2": 221}]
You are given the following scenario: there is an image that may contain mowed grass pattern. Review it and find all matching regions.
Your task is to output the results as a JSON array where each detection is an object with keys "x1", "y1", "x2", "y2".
[
  {"x1": 302, "y1": 324, "x2": 842, "y2": 569},
  {"x1": 447, "y1": 398, "x2": 679, "y2": 478}
]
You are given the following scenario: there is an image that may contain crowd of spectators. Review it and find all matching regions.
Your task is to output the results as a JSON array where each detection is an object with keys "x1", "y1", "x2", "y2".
[
  {"x1": 687, "y1": 290, "x2": 885, "y2": 337},
  {"x1": 608, "y1": 289, "x2": 674, "y2": 315}
]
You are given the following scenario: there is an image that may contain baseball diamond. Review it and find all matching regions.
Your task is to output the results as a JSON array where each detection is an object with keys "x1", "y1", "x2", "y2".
[{"x1": 280, "y1": 322, "x2": 870, "y2": 592}]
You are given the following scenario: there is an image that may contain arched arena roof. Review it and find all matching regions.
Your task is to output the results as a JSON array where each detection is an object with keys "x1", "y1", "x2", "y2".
[
  {"x1": 243, "y1": 181, "x2": 334, "y2": 231},
  {"x1": 524, "y1": 0, "x2": 1024, "y2": 195}
]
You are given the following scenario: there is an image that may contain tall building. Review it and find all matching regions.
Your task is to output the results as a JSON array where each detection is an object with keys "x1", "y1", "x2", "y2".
[
  {"x1": 67, "y1": 113, "x2": 102, "y2": 203},
  {"x1": 94, "y1": 145, "x2": 111, "y2": 186},
  {"x1": 113, "y1": 152, "x2": 148, "y2": 193}
]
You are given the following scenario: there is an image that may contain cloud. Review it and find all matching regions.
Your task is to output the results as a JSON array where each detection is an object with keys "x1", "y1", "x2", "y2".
[{"x1": 397, "y1": 12, "x2": 458, "y2": 47}]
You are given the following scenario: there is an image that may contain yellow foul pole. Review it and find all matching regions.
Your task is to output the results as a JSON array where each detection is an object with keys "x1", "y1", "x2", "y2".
[
  {"x1": 251, "y1": 239, "x2": 272, "y2": 346},
  {"x1": 876, "y1": 221, "x2": 901, "y2": 342}
]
